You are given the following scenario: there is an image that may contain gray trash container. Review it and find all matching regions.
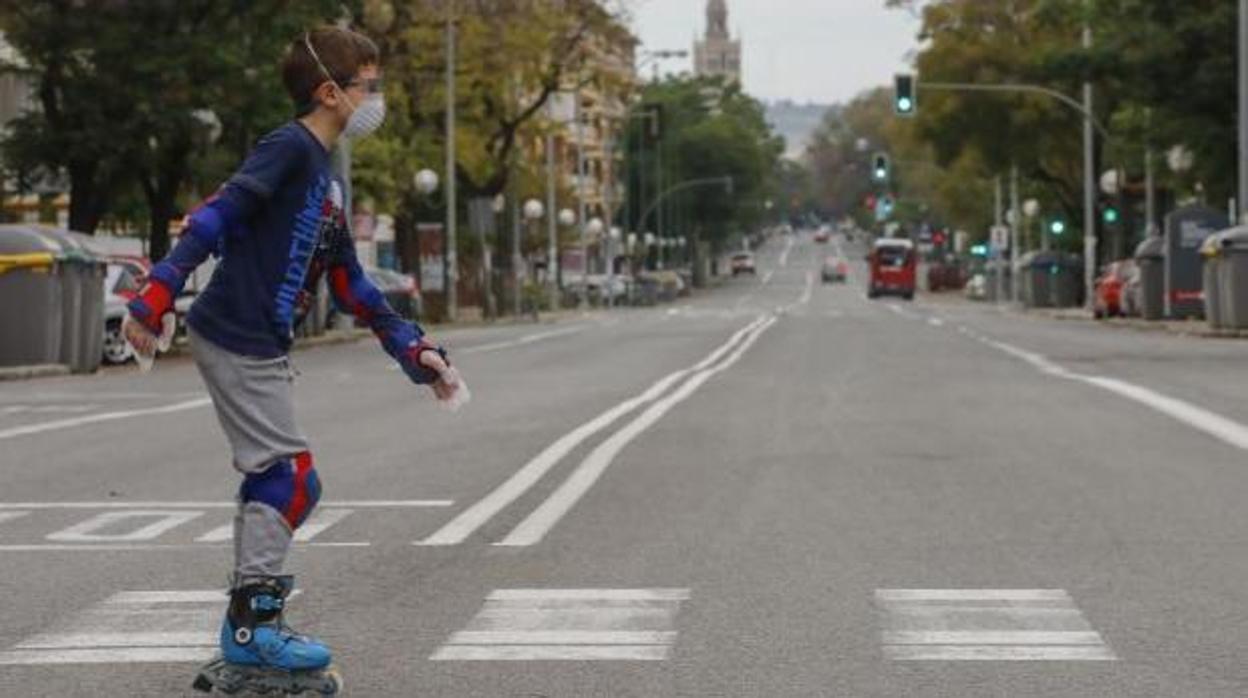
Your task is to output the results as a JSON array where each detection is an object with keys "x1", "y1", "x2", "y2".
[
  {"x1": 1220, "y1": 227, "x2": 1248, "y2": 329},
  {"x1": 0, "y1": 226, "x2": 65, "y2": 368},
  {"x1": 1017, "y1": 251, "x2": 1057, "y2": 308},
  {"x1": 32, "y1": 226, "x2": 107, "y2": 374},
  {"x1": 1134, "y1": 237, "x2": 1165, "y2": 320},
  {"x1": 1052, "y1": 253, "x2": 1085, "y2": 308},
  {"x1": 1201, "y1": 231, "x2": 1228, "y2": 329}
]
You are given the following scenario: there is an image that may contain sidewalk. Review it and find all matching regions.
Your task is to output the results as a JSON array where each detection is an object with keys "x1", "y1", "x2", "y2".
[{"x1": 920, "y1": 290, "x2": 1248, "y2": 340}]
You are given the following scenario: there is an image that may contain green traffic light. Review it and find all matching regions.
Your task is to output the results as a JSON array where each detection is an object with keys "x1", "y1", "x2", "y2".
[
  {"x1": 897, "y1": 97, "x2": 913, "y2": 113},
  {"x1": 874, "y1": 168, "x2": 887, "y2": 180},
  {"x1": 1050, "y1": 220, "x2": 1066, "y2": 235},
  {"x1": 1103, "y1": 207, "x2": 1119, "y2": 224}
]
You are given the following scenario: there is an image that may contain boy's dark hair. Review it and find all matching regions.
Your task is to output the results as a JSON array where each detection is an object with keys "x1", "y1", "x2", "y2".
[{"x1": 283, "y1": 26, "x2": 380, "y2": 114}]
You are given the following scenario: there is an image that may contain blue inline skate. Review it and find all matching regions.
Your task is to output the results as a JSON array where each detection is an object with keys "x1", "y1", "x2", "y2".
[{"x1": 192, "y1": 575, "x2": 342, "y2": 695}]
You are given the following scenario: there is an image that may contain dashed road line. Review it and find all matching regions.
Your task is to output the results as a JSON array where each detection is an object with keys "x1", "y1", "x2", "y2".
[
  {"x1": 431, "y1": 588, "x2": 689, "y2": 661},
  {"x1": 876, "y1": 588, "x2": 1115, "y2": 661}
]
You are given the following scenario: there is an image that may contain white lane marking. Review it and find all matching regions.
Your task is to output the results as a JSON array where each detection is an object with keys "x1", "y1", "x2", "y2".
[
  {"x1": 490, "y1": 588, "x2": 691, "y2": 601},
  {"x1": 293, "y1": 508, "x2": 353, "y2": 542},
  {"x1": 884, "y1": 631, "x2": 1104, "y2": 645},
  {"x1": 0, "y1": 500, "x2": 451, "y2": 509},
  {"x1": 417, "y1": 316, "x2": 768, "y2": 546},
  {"x1": 877, "y1": 588, "x2": 1072, "y2": 602},
  {"x1": 0, "y1": 397, "x2": 211, "y2": 441},
  {"x1": 0, "y1": 405, "x2": 99, "y2": 415},
  {"x1": 111, "y1": 590, "x2": 228, "y2": 603},
  {"x1": 0, "y1": 647, "x2": 216, "y2": 665},
  {"x1": 0, "y1": 590, "x2": 223, "y2": 665},
  {"x1": 0, "y1": 542, "x2": 369, "y2": 551},
  {"x1": 430, "y1": 645, "x2": 670, "y2": 661},
  {"x1": 196, "y1": 510, "x2": 354, "y2": 544},
  {"x1": 0, "y1": 511, "x2": 30, "y2": 530},
  {"x1": 46, "y1": 511, "x2": 203, "y2": 542},
  {"x1": 927, "y1": 317, "x2": 945, "y2": 327},
  {"x1": 877, "y1": 588, "x2": 1115, "y2": 662},
  {"x1": 431, "y1": 588, "x2": 688, "y2": 661},
  {"x1": 195, "y1": 524, "x2": 233, "y2": 543},
  {"x1": 779, "y1": 236, "x2": 794, "y2": 267},
  {"x1": 459, "y1": 325, "x2": 587, "y2": 355},
  {"x1": 886, "y1": 646, "x2": 1116, "y2": 661},
  {"x1": 761, "y1": 269, "x2": 775, "y2": 286},
  {"x1": 980, "y1": 337, "x2": 1248, "y2": 451},
  {"x1": 497, "y1": 316, "x2": 777, "y2": 546}
]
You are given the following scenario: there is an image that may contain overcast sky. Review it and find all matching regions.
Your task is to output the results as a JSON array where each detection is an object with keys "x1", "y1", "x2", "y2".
[{"x1": 628, "y1": 0, "x2": 921, "y2": 105}]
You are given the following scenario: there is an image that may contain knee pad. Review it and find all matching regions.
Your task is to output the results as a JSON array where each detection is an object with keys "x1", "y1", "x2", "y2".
[{"x1": 239, "y1": 452, "x2": 321, "y2": 529}]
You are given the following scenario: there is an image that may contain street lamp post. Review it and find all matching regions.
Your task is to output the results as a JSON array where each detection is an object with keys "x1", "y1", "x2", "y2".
[
  {"x1": 522, "y1": 198, "x2": 544, "y2": 317},
  {"x1": 444, "y1": 8, "x2": 458, "y2": 322},
  {"x1": 586, "y1": 217, "x2": 604, "y2": 306}
]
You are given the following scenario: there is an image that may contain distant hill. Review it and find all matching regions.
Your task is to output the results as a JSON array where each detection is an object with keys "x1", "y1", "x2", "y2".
[{"x1": 764, "y1": 100, "x2": 833, "y2": 161}]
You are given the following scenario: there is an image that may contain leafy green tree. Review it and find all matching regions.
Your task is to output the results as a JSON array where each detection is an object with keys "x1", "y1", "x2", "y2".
[
  {"x1": 622, "y1": 76, "x2": 783, "y2": 253},
  {"x1": 1, "y1": 0, "x2": 344, "y2": 258}
]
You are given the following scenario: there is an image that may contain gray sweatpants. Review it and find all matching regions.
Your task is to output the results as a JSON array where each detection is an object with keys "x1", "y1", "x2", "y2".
[{"x1": 190, "y1": 328, "x2": 310, "y2": 580}]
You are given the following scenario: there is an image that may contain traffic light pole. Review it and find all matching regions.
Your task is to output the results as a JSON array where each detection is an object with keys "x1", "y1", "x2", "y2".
[
  {"x1": 919, "y1": 79, "x2": 1105, "y2": 310},
  {"x1": 1240, "y1": 0, "x2": 1248, "y2": 223}
]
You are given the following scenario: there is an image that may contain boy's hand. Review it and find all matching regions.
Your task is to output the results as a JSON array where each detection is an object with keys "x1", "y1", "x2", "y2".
[
  {"x1": 122, "y1": 314, "x2": 158, "y2": 356},
  {"x1": 418, "y1": 349, "x2": 460, "y2": 401}
]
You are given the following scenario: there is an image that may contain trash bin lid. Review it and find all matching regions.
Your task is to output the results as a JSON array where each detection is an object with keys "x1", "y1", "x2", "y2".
[
  {"x1": 1021, "y1": 250, "x2": 1059, "y2": 269},
  {"x1": 0, "y1": 224, "x2": 63, "y2": 256},
  {"x1": 1199, "y1": 229, "x2": 1235, "y2": 257},
  {"x1": 30, "y1": 225, "x2": 104, "y2": 265},
  {"x1": 1219, "y1": 226, "x2": 1248, "y2": 251},
  {"x1": 1133, "y1": 235, "x2": 1164, "y2": 259}
]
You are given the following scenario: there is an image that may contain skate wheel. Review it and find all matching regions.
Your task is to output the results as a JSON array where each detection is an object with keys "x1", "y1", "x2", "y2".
[{"x1": 319, "y1": 667, "x2": 343, "y2": 695}]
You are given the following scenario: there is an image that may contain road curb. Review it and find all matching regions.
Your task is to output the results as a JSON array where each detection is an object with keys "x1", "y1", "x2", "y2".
[{"x1": 0, "y1": 363, "x2": 72, "y2": 382}]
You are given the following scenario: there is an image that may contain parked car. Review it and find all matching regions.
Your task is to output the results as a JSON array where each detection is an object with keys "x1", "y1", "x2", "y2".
[
  {"x1": 107, "y1": 254, "x2": 151, "y2": 286},
  {"x1": 1093, "y1": 259, "x2": 1137, "y2": 318},
  {"x1": 821, "y1": 255, "x2": 848, "y2": 283},
  {"x1": 102, "y1": 262, "x2": 140, "y2": 364},
  {"x1": 813, "y1": 229, "x2": 831, "y2": 244},
  {"x1": 731, "y1": 252, "x2": 757, "y2": 276},
  {"x1": 364, "y1": 267, "x2": 422, "y2": 321}
]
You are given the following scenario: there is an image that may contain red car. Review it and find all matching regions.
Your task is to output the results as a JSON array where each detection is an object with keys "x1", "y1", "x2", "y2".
[
  {"x1": 867, "y1": 238, "x2": 916, "y2": 300},
  {"x1": 1093, "y1": 259, "x2": 1137, "y2": 318}
]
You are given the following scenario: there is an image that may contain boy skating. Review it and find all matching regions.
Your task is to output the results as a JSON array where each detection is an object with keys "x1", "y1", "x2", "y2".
[{"x1": 123, "y1": 25, "x2": 464, "y2": 695}]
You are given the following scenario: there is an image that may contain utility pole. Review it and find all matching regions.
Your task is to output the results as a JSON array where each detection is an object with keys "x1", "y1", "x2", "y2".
[
  {"x1": 1240, "y1": 0, "x2": 1248, "y2": 222},
  {"x1": 545, "y1": 130, "x2": 558, "y2": 310},
  {"x1": 1145, "y1": 146, "x2": 1157, "y2": 236},
  {"x1": 1082, "y1": 16, "x2": 1097, "y2": 309},
  {"x1": 575, "y1": 87, "x2": 588, "y2": 309},
  {"x1": 1010, "y1": 165, "x2": 1020, "y2": 303},
  {"x1": 444, "y1": 8, "x2": 458, "y2": 322},
  {"x1": 994, "y1": 175, "x2": 1004, "y2": 304}
]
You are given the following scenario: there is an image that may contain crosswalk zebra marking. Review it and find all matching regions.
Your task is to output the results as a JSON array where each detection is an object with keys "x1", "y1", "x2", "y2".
[
  {"x1": 432, "y1": 588, "x2": 689, "y2": 661},
  {"x1": 876, "y1": 588, "x2": 1116, "y2": 661}
]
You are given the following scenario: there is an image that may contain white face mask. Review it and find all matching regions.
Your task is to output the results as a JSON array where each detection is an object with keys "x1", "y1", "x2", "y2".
[
  {"x1": 303, "y1": 34, "x2": 385, "y2": 139},
  {"x1": 338, "y1": 89, "x2": 385, "y2": 139}
]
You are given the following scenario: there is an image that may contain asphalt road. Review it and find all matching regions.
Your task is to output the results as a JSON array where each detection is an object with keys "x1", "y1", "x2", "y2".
[{"x1": 3, "y1": 231, "x2": 1248, "y2": 697}]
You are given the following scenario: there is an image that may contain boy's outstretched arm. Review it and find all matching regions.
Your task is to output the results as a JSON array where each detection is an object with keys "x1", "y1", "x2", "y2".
[{"x1": 327, "y1": 254, "x2": 451, "y2": 387}]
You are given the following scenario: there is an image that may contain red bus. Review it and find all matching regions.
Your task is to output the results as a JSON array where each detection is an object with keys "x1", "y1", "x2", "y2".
[{"x1": 867, "y1": 238, "x2": 916, "y2": 300}]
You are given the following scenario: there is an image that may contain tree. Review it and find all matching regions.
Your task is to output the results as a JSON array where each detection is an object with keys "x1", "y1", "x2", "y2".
[
  {"x1": 622, "y1": 76, "x2": 783, "y2": 253},
  {"x1": 1, "y1": 0, "x2": 344, "y2": 257}
]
